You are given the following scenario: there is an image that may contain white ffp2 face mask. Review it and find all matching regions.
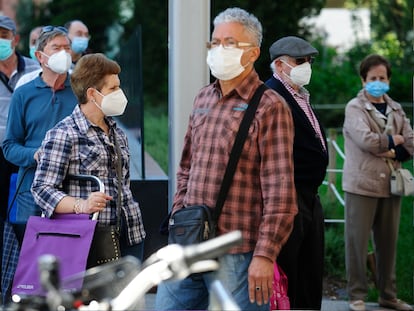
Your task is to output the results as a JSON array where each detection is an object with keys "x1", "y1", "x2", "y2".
[
  {"x1": 95, "y1": 89, "x2": 128, "y2": 116},
  {"x1": 41, "y1": 50, "x2": 72, "y2": 74},
  {"x1": 282, "y1": 60, "x2": 312, "y2": 87},
  {"x1": 206, "y1": 45, "x2": 246, "y2": 81}
]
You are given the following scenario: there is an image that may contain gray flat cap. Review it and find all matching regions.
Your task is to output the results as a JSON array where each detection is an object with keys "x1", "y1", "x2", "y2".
[
  {"x1": 0, "y1": 16, "x2": 16, "y2": 33},
  {"x1": 269, "y1": 36, "x2": 318, "y2": 61}
]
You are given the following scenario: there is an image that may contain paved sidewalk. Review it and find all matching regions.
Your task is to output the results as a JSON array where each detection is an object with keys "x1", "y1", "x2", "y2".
[{"x1": 321, "y1": 298, "x2": 413, "y2": 311}]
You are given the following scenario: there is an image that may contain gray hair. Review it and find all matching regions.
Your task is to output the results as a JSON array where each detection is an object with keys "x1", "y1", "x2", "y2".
[
  {"x1": 270, "y1": 61, "x2": 277, "y2": 74},
  {"x1": 213, "y1": 7, "x2": 263, "y2": 47},
  {"x1": 269, "y1": 56, "x2": 288, "y2": 74},
  {"x1": 36, "y1": 29, "x2": 70, "y2": 52}
]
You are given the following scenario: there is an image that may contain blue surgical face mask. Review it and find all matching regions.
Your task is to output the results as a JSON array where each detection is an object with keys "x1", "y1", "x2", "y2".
[
  {"x1": 365, "y1": 81, "x2": 390, "y2": 98},
  {"x1": 71, "y1": 36, "x2": 89, "y2": 54},
  {"x1": 29, "y1": 45, "x2": 37, "y2": 61},
  {"x1": 0, "y1": 38, "x2": 14, "y2": 61}
]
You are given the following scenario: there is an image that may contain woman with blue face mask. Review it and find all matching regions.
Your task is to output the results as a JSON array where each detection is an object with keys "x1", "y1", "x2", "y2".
[{"x1": 342, "y1": 54, "x2": 414, "y2": 311}]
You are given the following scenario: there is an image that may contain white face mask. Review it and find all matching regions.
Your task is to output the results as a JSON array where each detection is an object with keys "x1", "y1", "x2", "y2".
[
  {"x1": 206, "y1": 45, "x2": 246, "y2": 81},
  {"x1": 281, "y1": 60, "x2": 312, "y2": 87},
  {"x1": 95, "y1": 89, "x2": 128, "y2": 116},
  {"x1": 41, "y1": 50, "x2": 72, "y2": 74}
]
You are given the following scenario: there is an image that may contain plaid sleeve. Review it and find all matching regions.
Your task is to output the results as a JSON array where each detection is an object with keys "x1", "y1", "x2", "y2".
[
  {"x1": 254, "y1": 90, "x2": 297, "y2": 260},
  {"x1": 31, "y1": 127, "x2": 72, "y2": 217}
]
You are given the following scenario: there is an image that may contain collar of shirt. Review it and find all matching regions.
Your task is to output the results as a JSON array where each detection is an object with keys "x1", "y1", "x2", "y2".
[
  {"x1": 72, "y1": 104, "x2": 117, "y2": 136},
  {"x1": 273, "y1": 72, "x2": 309, "y2": 101},
  {"x1": 213, "y1": 69, "x2": 262, "y2": 102},
  {"x1": 34, "y1": 73, "x2": 72, "y2": 89}
]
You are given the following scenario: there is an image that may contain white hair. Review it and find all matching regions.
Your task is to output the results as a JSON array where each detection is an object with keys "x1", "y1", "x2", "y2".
[{"x1": 213, "y1": 7, "x2": 263, "y2": 47}]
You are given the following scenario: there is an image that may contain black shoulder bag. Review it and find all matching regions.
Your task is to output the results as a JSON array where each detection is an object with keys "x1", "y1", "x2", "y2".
[{"x1": 168, "y1": 84, "x2": 268, "y2": 245}]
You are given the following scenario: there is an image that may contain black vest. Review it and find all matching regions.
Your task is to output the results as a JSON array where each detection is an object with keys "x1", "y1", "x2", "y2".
[{"x1": 265, "y1": 76, "x2": 328, "y2": 193}]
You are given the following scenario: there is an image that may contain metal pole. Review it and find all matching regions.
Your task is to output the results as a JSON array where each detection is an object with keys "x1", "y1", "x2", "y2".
[{"x1": 168, "y1": 0, "x2": 210, "y2": 210}]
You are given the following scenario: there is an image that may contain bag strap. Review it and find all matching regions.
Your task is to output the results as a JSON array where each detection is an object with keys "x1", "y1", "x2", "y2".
[
  {"x1": 214, "y1": 84, "x2": 268, "y2": 221},
  {"x1": 386, "y1": 159, "x2": 395, "y2": 172},
  {"x1": 112, "y1": 129, "x2": 123, "y2": 231}
]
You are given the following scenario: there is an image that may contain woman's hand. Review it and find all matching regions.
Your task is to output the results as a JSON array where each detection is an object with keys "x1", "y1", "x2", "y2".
[{"x1": 83, "y1": 191, "x2": 113, "y2": 214}]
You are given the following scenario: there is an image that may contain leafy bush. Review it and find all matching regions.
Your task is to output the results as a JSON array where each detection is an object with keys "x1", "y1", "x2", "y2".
[{"x1": 324, "y1": 225, "x2": 346, "y2": 278}]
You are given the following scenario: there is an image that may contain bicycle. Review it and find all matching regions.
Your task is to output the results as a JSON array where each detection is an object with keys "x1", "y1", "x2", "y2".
[{"x1": 6, "y1": 230, "x2": 242, "y2": 311}]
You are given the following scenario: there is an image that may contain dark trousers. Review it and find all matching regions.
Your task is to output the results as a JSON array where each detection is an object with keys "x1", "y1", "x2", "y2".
[
  {"x1": 0, "y1": 148, "x2": 18, "y2": 292},
  {"x1": 277, "y1": 190, "x2": 325, "y2": 310}
]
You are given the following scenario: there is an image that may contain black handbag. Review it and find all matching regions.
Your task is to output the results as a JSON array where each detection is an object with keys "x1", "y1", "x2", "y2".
[
  {"x1": 87, "y1": 224, "x2": 121, "y2": 268},
  {"x1": 168, "y1": 84, "x2": 268, "y2": 246}
]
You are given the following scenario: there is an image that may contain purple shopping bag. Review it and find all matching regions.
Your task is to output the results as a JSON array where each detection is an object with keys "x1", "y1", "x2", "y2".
[{"x1": 12, "y1": 214, "x2": 97, "y2": 296}]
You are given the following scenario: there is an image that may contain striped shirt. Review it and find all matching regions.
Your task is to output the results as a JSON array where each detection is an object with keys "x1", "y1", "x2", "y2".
[
  {"x1": 274, "y1": 72, "x2": 326, "y2": 150},
  {"x1": 173, "y1": 70, "x2": 297, "y2": 261},
  {"x1": 31, "y1": 105, "x2": 145, "y2": 245}
]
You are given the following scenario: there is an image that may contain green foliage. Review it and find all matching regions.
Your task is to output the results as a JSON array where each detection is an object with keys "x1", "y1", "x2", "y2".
[
  {"x1": 324, "y1": 226, "x2": 346, "y2": 278},
  {"x1": 144, "y1": 105, "x2": 168, "y2": 173},
  {"x1": 125, "y1": 1, "x2": 169, "y2": 109},
  {"x1": 15, "y1": 0, "x2": 122, "y2": 58}
]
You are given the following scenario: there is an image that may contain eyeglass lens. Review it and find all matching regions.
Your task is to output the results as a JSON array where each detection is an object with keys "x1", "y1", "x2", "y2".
[{"x1": 295, "y1": 56, "x2": 314, "y2": 65}]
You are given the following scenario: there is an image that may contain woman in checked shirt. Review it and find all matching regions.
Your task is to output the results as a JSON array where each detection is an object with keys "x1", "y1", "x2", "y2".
[{"x1": 31, "y1": 53, "x2": 146, "y2": 263}]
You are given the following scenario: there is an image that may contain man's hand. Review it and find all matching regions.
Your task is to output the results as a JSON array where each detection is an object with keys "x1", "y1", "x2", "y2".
[{"x1": 248, "y1": 255, "x2": 274, "y2": 305}]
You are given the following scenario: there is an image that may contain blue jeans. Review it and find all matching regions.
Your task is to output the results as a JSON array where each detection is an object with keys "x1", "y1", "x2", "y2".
[{"x1": 155, "y1": 251, "x2": 269, "y2": 310}]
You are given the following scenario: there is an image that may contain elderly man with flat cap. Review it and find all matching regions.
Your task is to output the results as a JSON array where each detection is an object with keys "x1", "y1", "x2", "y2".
[{"x1": 265, "y1": 36, "x2": 328, "y2": 310}]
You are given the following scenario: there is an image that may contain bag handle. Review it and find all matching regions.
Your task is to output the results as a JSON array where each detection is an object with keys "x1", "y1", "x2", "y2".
[
  {"x1": 214, "y1": 84, "x2": 268, "y2": 221},
  {"x1": 67, "y1": 174, "x2": 103, "y2": 220}
]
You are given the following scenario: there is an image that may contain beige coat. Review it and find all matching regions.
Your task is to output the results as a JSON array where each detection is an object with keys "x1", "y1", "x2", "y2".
[{"x1": 342, "y1": 89, "x2": 414, "y2": 197}]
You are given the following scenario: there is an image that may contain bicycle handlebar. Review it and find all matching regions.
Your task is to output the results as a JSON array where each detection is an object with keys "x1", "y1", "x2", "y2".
[{"x1": 99, "y1": 231, "x2": 242, "y2": 310}]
